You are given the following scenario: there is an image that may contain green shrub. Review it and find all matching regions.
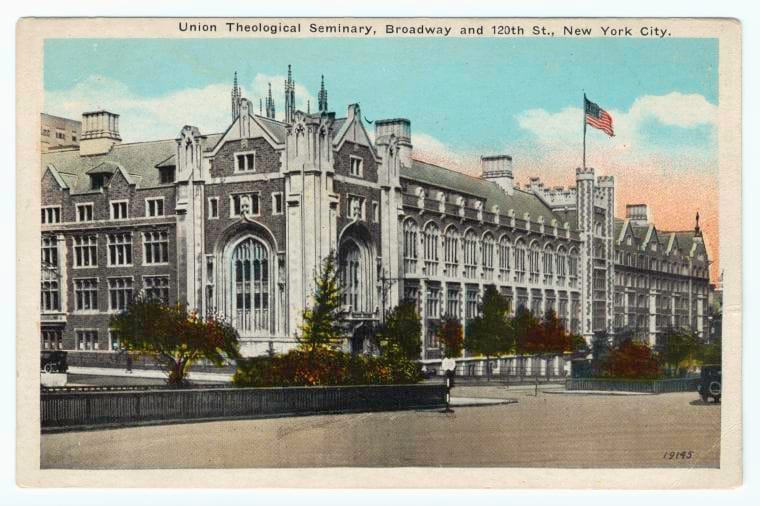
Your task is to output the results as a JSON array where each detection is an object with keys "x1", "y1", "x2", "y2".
[{"x1": 233, "y1": 348, "x2": 423, "y2": 387}]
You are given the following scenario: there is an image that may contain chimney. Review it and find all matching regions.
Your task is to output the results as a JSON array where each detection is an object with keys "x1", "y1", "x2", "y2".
[
  {"x1": 481, "y1": 155, "x2": 514, "y2": 195},
  {"x1": 375, "y1": 118, "x2": 412, "y2": 168},
  {"x1": 626, "y1": 204, "x2": 650, "y2": 226},
  {"x1": 80, "y1": 110, "x2": 121, "y2": 156}
]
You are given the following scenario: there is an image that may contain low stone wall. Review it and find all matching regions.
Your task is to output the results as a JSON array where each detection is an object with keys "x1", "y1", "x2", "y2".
[{"x1": 41, "y1": 383, "x2": 447, "y2": 431}]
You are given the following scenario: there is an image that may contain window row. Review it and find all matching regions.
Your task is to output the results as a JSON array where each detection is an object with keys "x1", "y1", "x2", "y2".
[
  {"x1": 206, "y1": 192, "x2": 285, "y2": 219},
  {"x1": 402, "y1": 221, "x2": 580, "y2": 285},
  {"x1": 49, "y1": 231, "x2": 171, "y2": 268},
  {"x1": 42, "y1": 198, "x2": 169, "y2": 224},
  {"x1": 42, "y1": 329, "x2": 126, "y2": 352},
  {"x1": 70, "y1": 276, "x2": 170, "y2": 312}
]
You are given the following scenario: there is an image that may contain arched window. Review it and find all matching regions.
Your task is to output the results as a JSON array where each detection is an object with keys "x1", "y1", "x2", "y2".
[
  {"x1": 231, "y1": 237, "x2": 270, "y2": 333},
  {"x1": 482, "y1": 233, "x2": 495, "y2": 280},
  {"x1": 423, "y1": 222, "x2": 440, "y2": 276},
  {"x1": 543, "y1": 244, "x2": 554, "y2": 282},
  {"x1": 443, "y1": 226, "x2": 460, "y2": 274},
  {"x1": 556, "y1": 246, "x2": 567, "y2": 284},
  {"x1": 568, "y1": 247, "x2": 579, "y2": 287},
  {"x1": 514, "y1": 239, "x2": 526, "y2": 282},
  {"x1": 403, "y1": 219, "x2": 418, "y2": 274},
  {"x1": 339, "y1": 240, "x2": 364, "y2": 311},
  {"x1": 529, "y1": 241, "x2": 541, "y2": 283},
  {"x1": 463, "y1": 230, "x2": 478, "y2": 279},
  {"x1": 498, "y1": 235, "x2": 511, "y2": 279}
]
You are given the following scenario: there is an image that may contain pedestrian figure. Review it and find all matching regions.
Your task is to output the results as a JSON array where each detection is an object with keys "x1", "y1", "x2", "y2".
[{"x1": 126, "y1": 353, "x2": 133, "y2": 373}]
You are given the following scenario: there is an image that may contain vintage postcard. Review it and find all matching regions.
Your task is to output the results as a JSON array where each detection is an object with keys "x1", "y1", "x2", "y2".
[{"x1": 16, "y1": 17, "x2": 741, "y2": 488}]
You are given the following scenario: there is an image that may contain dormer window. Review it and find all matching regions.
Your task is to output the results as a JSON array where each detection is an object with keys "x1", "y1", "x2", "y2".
[
  {"x1": 235, "y1": 151, "x2": 256, "y2": 172},
  {"x1": 349, "y1": 156, "x2": 363, "y2": 177},
  {"x1": 159, "y1": 166, "x2": 176, "y2": 184},
  {"x1": 91, "y1": 173, "x2": 110, "y2": 190}
]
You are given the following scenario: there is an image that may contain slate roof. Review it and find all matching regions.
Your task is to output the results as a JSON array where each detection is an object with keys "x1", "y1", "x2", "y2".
[{"x1": 401, "y1": 159, "x2": 561, "y2": 224}]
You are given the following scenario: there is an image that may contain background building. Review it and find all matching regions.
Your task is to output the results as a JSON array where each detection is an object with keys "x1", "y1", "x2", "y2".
[
  {"x1": 39, "y1": 68, "x2": 712, "y2": 359},
  {"x1": 41, "y1": 113, "x2": 81, "y2": 153}
]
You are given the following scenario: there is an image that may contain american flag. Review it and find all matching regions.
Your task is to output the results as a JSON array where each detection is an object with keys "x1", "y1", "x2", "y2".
[{"x1": 584, "y1": 97, "x2": 614, "y2": 137}]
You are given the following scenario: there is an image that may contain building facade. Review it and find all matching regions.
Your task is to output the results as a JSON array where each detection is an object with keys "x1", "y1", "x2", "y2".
[
  {"x1": 41, "y1": 113, "x2": 82, "y2": 153},
  {"x1": 39, "y1": 69, "x2": 712, "y2": 359}
]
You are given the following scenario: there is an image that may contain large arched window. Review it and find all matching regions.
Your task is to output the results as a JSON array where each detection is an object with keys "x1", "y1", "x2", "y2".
[
  {"x1": 568, "y1": 247, "x2": 580, "y2": 287},
  {"x1": 529, "y1": 241, "x2": 541, "y2": 283},
  {"x1": 498, "y1": 235, "x2": 511, "y2": 280},
  {"x1": 514, "y1": 239, "x2": 526, "y2": 282},
  {"x1": 339, "y1": 241, "x2": 363, "y2": 311},
  {"x1": 403, "y1": 219, "x2": 418, "y2": 274},
  {"x1": 482, "y1": 233, "x2": 495, "y2": 280},
  {"x1": 556, "y1": 246, "x2": 567, "y2": 284},
  {"x1": 463, "y1": 230, "x2": 478, "y2": 279},
  {"x1": 231, "y1": 237, "x2": 270, "y2": 333},
  {"x1": 423, "y1": 222, "x2": 440, "y2": 276},
  {"x1": 543, "y1": 244, "x2": 554, "y2": 283},
  {"x1": 443, "y1": 226, "x2": 460, "y2": 274}
]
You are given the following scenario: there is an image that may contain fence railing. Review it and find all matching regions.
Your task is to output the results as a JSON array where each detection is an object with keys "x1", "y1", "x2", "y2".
[
  {"x1": 41, "y1": 384, "x2": 447, "y2": 431},
  {"x1": 565, "y1": 377, "x2": 700, "y2": 393}
]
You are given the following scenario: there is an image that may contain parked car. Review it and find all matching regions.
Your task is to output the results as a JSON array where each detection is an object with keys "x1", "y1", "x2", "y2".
[
  {"x1": 697, "y1": 365, "x2": 721, "y2": 403},
  {"x1": 41, "y1": 350, "x2": 68, "y2": 374}
]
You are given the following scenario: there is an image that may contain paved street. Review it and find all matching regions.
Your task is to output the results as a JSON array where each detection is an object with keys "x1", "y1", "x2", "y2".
[{"x1": 41, "y1": 387, "x2": 720, "y2": 469}]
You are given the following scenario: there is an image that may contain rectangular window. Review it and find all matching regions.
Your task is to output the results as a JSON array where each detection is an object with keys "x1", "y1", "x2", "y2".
[
  {"x1": 159, "y1": 167, "x2": 176, "y2": 184},
  {"x1": 55, "y1": 129, "x2": 65, "y2": 140},
  {"x1": 349, "y1": 156, "x2": 363, "y2": 177},
  {"x1": 109, "y1": 329, "x2": 122, "y2": 351},
  {"x1": 426, "y1": 286, "x2": 441, "y2": 319},
  {"x1": 144, "y1": 276, "x2": 170, "y2": 303},
  {"x1": 41, "y1": 126, "x2": 50, "y2": 137},
  {"x1": 110, "y1": 200, "x2": 128, "y2": 220},
  {"x1": 143, "y1": 231, "x2": 169, "y2": 264},
  {"x1": 76, "y1": 203, "x2": 94, "y2": 222},
  {"x1": 145, "y1": 197, "x2": 164, "y2": 217},
  {"x1": 41, "y1": 206, "x2": 61, "y2": 224},
  {"x1": 230, "y1": 193, "x2": 260, "y2": 217},
  {"x1": 466, "y1": 289, "x2": 479, "y2": 320},
  {"x1": 76, "y1": 330, "x2": 99, "y2": 351},
  {"x1": 272, "y1": 193, "x2": 284, "y2": 215},
  {"x1": 41, "y1": 236, "x2": 58, "y2": 267},
  {"x1": 372, "y1": 201, "x2": 379, "y2": 223},
  {"x1": 91, "y1": 174, "x2": 109, "y2": 190},
  {"x1": 73, "y1": 235, "x2": 98, "y2": 267},
  {"x1": 41, "y1": 330, "x2": 63, "y2": 350},
  {"x1": 347, "y1": 195, "x2": 365, "y2": 220},
  {"x1": 41, "y1": 277, "x2": 60, "y2": 312},
  {"x1": 108, "y1": 278, "x2": 133, "y2": 311},
  {"x1": 74, "y1": 278, "x2": 98, "y2": 311},
  {"x1": 207, "y1": 197, "x2": 219, "y2": 219},
  {"x1": 235, "y1": 151, "x2": 256, "y2": 172},
  {"x1": 446, "y1": 288, "x2": 460, "y2": 319},
  {"x1": 107, "y1": 233, "x2": 132, "y2": 266}
]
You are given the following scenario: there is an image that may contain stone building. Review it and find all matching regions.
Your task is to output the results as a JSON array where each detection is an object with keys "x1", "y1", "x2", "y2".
[
  {"x1": 41, "y1": 113, "x2": 82, "y2": 153},
  {"x1": 39, "y1": 68, "x2": 712, "y2": 359}
]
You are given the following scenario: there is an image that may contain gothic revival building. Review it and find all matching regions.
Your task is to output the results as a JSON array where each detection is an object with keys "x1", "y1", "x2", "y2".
[{"x1": 39, "y1": 68, "x2": 712, "y2": 359}]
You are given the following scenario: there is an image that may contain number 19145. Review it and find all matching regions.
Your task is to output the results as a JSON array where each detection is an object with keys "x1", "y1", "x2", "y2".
[{"x1": 663, "y1": 451, "x2": 693, "y2": 460}]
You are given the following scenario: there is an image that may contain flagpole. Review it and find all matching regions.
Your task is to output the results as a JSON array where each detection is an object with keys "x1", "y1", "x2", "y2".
[{"x1": 582, "y1": 92, "x2": 587, "y2": 169}]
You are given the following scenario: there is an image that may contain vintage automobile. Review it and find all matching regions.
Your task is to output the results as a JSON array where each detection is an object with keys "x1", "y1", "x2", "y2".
[
  {"x1": 40, "y1": 350, "x2": 68, "y2": 374},
  {"x1": 697, "y1": 365, "x2": 721, "y2": 403}
]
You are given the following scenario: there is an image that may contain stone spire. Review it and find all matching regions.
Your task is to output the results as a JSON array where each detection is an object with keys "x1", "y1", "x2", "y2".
[
  {"x1": 265, "y1": 83, "x2": 276, "y2": 119},
  {"x1": 231, "y1": 71, "x2": 241, "y2": 121},
  {"x1": 318, "y1": 75, "x2": 328, "y2": 113},
  {"x1": 284, "y1": 64, "x2": 295, "y2": 123}
]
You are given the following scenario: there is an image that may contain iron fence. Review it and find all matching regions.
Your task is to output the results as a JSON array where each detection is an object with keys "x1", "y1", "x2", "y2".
[
  {"x1": 41, "y1": 383, "x2": 447, "y2": 431},
  {"x1": 565, "y1": 377, "x2": 700, "y2": 393}
]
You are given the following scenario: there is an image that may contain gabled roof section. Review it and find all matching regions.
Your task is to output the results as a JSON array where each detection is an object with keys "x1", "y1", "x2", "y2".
[
  {"x1": 332, "y1": 108, "x2": 378, "y2": 160},
  {"x1": 86, "y1": 160, "x2": 124, "y2": 175},
  {"x1": 206, "y1": 113, "x2": 285, "y2": 157},
  {"x1": 401, "y1": 159, "x2": 563, "y2": 226},
  {"x1": 43, "y1": 164, "x2": 69, "y2": 190}
]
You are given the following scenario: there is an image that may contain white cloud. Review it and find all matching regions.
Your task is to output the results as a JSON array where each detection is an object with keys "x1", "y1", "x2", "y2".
[{"x1": 44, "y1": 74, "x2": 316, "y2": 142}]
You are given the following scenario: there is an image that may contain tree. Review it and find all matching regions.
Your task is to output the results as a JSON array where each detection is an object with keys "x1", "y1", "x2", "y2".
[
  {"x1": 438, "y1": 316, "x2": 464, "y2": 359},
  {"x1": 700, "y1": 336, "x2": 722, "y2": 366},
  {"x1": 298, "y1": 251, "x2": 346, "y2": 353},
  {"x1": 466, "y1": 286, "x2": 514, "y2": 380},
  {"x1": 375, "y1": 299, "x2": 422, "y2": 360},
  {"x1": 658, "y1": 327, "x2": 702, "y2": 376},
  {"x1": 109, "y1": 296, "x2": 240, "y2": 386},
  {"x1": 601, "y1": 339, "x2": 661, "y2": 380}
]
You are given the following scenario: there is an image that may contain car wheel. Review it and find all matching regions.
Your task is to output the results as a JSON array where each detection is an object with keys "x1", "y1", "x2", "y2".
[
  {"x1": 708, "y1": 381, "x2": 721, "y2": 397},
  {"x1": 43, "y1": 363, "x2": 54, "y2": 374}
]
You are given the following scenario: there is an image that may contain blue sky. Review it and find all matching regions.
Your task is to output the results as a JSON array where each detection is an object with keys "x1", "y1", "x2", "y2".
[{"x1": 44, "y1": 37, "x2": 717, "y2": 156}]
